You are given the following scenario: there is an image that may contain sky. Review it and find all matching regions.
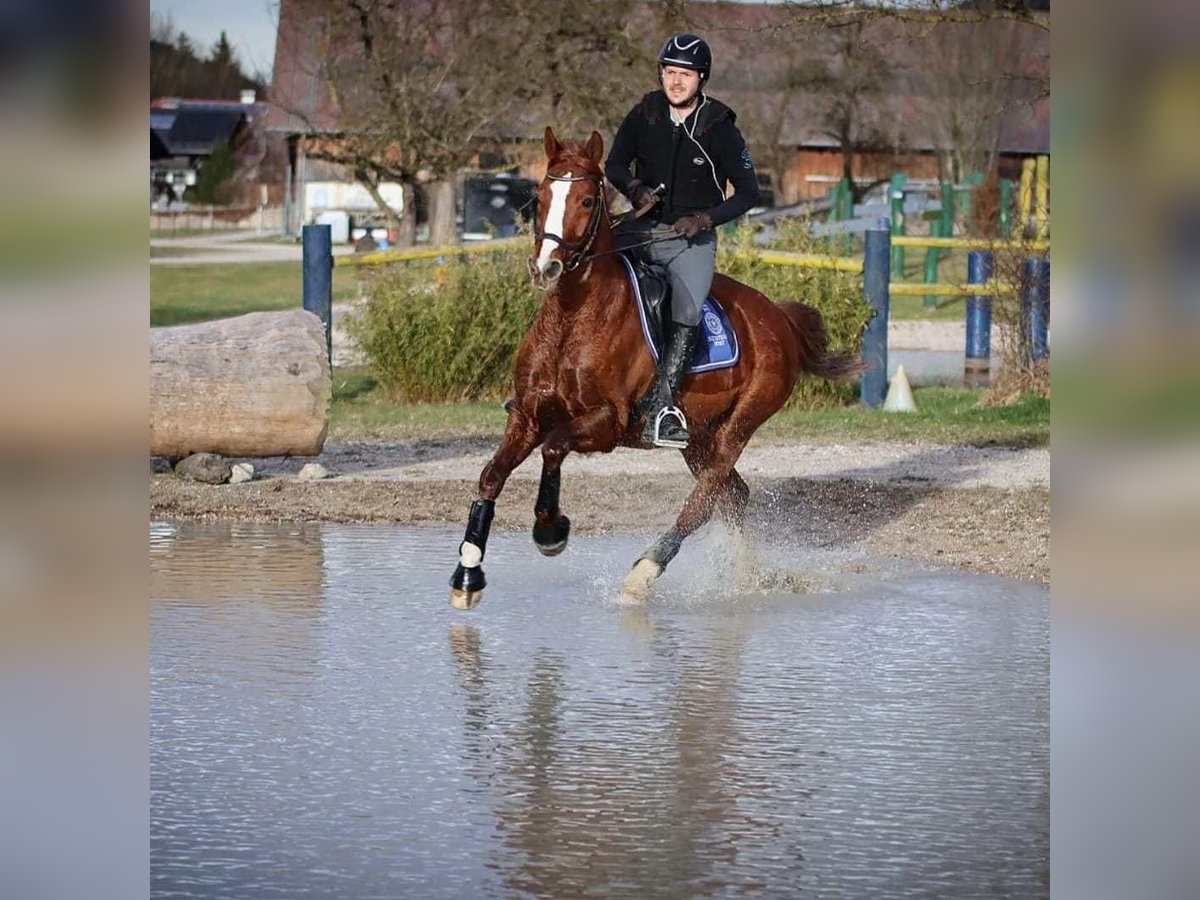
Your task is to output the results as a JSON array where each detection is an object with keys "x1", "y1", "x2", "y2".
[{"x1": 150, "y1": 0, "x2": 280, "y2": 82}]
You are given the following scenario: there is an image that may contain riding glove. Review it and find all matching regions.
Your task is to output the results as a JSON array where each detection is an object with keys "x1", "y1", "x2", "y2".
[
  {"x1": 627, "y1": 179, "x2": 659, "y2": 211},
  {"x1": 671, "y1": 212, "x2": 713, "y2": 239}
]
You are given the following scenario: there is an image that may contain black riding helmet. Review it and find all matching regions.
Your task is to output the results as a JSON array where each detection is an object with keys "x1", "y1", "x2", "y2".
[{"x1": 657, "y1": 33, "x2": 712, "y2": 82}]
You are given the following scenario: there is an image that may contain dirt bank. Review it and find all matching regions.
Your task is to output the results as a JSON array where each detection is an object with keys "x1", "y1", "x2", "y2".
[{"x1": 151, "y1": 439, "x2": 1049, "y2": 584}]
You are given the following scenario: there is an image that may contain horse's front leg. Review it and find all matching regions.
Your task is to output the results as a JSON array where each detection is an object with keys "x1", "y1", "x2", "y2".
[
  {"x1": 449, "y1": 410, "x2": 540, "y2": 610},
  {"x1": 532, "y1": 403, "x2": 623, "y2": 557}
]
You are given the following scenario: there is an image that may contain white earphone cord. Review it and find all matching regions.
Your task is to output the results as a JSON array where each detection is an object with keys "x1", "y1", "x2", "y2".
[{"x1": 685, "y1": 95, "x2": 725, "y2": 197}]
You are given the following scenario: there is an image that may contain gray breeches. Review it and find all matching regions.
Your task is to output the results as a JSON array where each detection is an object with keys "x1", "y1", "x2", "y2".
[{"x1": 614, "y1": 220, "x2": 716, "y2": 327}]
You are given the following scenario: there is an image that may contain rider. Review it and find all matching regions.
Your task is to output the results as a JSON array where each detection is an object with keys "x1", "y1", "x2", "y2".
[{"x1": 606, "y1": 32, "x2": 760, "y2": 448}]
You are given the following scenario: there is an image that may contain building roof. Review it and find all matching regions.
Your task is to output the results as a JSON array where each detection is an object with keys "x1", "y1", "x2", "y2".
[{"x1": 149, "y1": 99, "x2": 269, "y2": 158}]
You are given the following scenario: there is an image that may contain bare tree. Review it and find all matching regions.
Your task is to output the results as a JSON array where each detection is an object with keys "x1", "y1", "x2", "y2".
[
  {"x1": 283, "y1": 0, "x2": 644, "y2": 246},
  {"x1": 799, "y1": 15, "x2": 898, "y2": 204},
  {"x1": 905, "y1": 17, "x2": 1041, "y2": 182},
  {"x1": 309, "y1": 0, "x2": 533, "y2": 246}
]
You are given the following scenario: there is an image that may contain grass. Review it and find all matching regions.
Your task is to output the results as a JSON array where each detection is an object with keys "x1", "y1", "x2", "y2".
[
  {"x1": 149, "y1": 246, "x2": 214, "y2": 259},
  {"x1": 757, "y1": 388, "x2": 1049, "y2": 447},
  {"x1": 330, "y1": 369, "x2": 1049, "y2": 448},
  {"x1": 151, "y1": 261, "x2": 360, "y2": 326},
  {"x1": 150, "y1": 227, "x2": 242, "y2": 239},
  {"x1": 331, "y1": 370, "x2": 508, "y2": 438}
]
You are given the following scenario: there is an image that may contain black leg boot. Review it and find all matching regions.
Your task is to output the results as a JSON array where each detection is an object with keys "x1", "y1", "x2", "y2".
[{"x1": 640, "y1": 323, "x2": 699, "y2": 448}]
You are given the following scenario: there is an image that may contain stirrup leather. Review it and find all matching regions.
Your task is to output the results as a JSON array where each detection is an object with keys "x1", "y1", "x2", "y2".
[{"x1": 652, "y1": 406, "x2": 689, "y2": 448}]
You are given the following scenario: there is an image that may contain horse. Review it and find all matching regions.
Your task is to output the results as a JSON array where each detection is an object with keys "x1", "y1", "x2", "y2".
[{"x1": 448, "y1": 127, "x2": 862, "y2": 608}]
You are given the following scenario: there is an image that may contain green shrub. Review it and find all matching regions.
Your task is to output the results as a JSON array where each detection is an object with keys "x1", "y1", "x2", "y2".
[
  {"x1": 347, "y1": 251, "x2": 541, "y2": 402},
  {"x1": 349, "y1": 220, "x2": 870, "y2": 408}
]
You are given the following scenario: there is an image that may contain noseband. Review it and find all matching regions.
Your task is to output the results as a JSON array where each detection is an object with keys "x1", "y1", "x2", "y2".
[{"x1": 534, "y1": 171, "x2": 607, "y2": 273}]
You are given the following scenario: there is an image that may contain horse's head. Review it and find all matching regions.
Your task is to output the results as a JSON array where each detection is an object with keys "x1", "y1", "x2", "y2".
[{"x1": 529, "y1": 126, "x2": 607, "y2": 292}]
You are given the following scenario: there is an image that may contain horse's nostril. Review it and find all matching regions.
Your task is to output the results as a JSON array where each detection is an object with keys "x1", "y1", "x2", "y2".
[{"x1": 543, "y1": 260, "x2": 563, "y2": 279}]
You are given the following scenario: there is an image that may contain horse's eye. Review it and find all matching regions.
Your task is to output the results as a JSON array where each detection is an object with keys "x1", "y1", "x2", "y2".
[{"x1": 581, "y1": 197, "x2": 594, "y2": 209}]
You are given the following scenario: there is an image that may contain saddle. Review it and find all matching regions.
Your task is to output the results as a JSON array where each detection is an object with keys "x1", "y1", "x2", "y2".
[
  {"x1": 625, "y1": 255, "x2": 671, "y2": 354},
  {"x1": 617, "y1": 253, "x2": 739, "y2": 373}
]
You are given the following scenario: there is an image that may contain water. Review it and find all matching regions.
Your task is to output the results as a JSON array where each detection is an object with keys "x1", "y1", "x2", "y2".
[{"x1": 151, "y1": 521, "x2": 1048, "y2": 898}]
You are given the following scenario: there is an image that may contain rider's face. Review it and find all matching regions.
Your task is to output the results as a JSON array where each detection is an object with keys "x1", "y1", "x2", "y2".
[{"x1": 661, "y1": 65, "x2": 702, "y2": 108}]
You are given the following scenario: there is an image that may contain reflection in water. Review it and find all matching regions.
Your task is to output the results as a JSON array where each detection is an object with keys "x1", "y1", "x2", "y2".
[
  {"x1": 450, "y1": 620, "x2": 757, "y2": 898},
  {"x1": 153, "y1": 522, "x2": 1049, "y2": 899}
]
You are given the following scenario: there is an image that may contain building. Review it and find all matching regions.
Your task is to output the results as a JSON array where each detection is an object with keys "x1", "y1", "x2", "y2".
[{"x1": 150, "y1": 93, "x2": 273, "y2": 208}]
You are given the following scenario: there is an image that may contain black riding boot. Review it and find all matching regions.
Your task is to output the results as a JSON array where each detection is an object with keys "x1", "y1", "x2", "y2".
[{"x1": 639, "y1": 323, "x2": 699, "y2": 448}]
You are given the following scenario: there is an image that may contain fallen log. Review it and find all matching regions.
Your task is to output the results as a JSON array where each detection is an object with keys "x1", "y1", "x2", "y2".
[{"x1": 151, "y1": 309, "x2": 331, "y2": 458}]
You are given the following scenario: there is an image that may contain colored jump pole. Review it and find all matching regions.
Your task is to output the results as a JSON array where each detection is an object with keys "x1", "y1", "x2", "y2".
[
  {"x1": 965, "y1": 250, "x2": 993, "y2": 388},
  {"x1": 1022, "y1": 257, "x2": 1050, "y2": 365},
  {"x1": 1035, "y1": 155, "x2": 1050, "y2": 239},
  {"x1": 924, "y1": 181, "x2": 954, "y2": 308},
  {"x1": 999, "y1": 178, "x2": 1014, "y2": 238},
  {"x1": 302, "y1": 224, "x2": 333, "y2": 365},
  {"x1": 889, "y1": 173, "x2": 907, "y2": 276},
  {"x1": 861, "y1": 220, "x2": 891, "y2": 408},
  {"x1": 1019, "y1": 158, "x2": 1035, "y2": 236}
]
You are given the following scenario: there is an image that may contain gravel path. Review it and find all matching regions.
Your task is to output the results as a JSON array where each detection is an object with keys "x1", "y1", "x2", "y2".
[
  {"x1": 152, "y1": 438, "x2": 1050, "y2": 584},
  {"x1": 345, "y1": 441, "x2": 1048, "y2": 491}
]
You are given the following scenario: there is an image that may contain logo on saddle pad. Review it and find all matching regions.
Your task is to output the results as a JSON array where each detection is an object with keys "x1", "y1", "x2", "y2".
[{"x1": 704, "y1": 310, "x2": 723, "y2": 338}]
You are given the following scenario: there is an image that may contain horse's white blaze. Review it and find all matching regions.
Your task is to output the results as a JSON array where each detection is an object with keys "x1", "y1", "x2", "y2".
[
  {"x1": 460, "y1": 541, "x2": 483, "y2": 568},
  {"x1": 536, "y1": 173, "x2": 572, "y2": 271}
]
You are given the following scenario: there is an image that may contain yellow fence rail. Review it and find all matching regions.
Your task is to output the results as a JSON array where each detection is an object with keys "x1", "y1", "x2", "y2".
[
  {"x1": 754, "y1": 250, "x2": 864, "y2": 273},
  {"x1": 334, "y1": 237, "x2": 525, "y2": 268},
  {"x1": 332, "y1": 235, "x2": 1035, "y2": 300},
  {"x1": 892, "y1": 235, "x2": 1050, "y2": 252}
]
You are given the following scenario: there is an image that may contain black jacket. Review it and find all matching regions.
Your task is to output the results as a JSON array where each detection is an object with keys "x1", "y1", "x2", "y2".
[{"x1": 605, "y1": 90, "x2": 759, "y2": 227}]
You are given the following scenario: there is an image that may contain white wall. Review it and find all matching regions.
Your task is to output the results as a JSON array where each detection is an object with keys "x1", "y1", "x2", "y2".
[{"x1": 304, "y1": 181, "x2": 405, "y2": 215}]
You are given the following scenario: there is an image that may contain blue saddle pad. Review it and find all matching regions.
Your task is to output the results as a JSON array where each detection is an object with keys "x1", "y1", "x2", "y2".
[{"x1": 619, "y1": 255, "x2": 739, "y2": 373}]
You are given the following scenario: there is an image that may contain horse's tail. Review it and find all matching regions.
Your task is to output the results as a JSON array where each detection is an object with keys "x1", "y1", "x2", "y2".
[{"x1": 780, "y1": 302, "x2": 867, "y2": 382}]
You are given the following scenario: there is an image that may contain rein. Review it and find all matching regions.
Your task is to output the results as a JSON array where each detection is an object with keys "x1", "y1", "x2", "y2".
[{"x1": 578, "y1": 233, "x2": 680, "y2": 264}]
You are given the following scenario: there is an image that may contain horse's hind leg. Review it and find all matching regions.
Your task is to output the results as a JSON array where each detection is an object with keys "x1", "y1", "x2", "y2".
[
  {"x1": 532, "y1": 404, "x2": 623, "y2": 556},
  {"x1": 622, "y1": 422, "x2": 753, "y2": 601},
  {"x1": 682, "y1": 436, "x2": 749, "y2": 528},
  {"x1": 449, "y1": 410, "x2": 540, "y2": 610}
]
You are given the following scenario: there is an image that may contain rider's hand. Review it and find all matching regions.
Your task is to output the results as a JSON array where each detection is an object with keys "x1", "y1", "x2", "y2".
[
  {"x1": 628, "y1": 180, "x2": 659, "y2": 211},
  {"x1": 671, "y1": 212, "x2": 713, "y2": 239}
]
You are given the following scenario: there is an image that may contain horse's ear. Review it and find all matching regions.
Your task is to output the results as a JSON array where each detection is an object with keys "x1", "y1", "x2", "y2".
[
  {"x1": 585, "y1": 131, "x2": 604, "y2": 163},
  {"x1": 544, "y1": 126, "x2": 560, "y2": 160}
]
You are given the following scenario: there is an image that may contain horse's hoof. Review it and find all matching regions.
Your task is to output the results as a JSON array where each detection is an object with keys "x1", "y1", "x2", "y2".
[
  {"x1": 533, "y1": 514, "x2": 570, "y2": 557},
  {"x1": 619, "y1": 558, "x2": 661, "y2": 603},
  {"x1": 449, "y1": 562, "x2": 486, "y2": 610},
  {"x1": 449, "y1": 587, "x2": 484, "y2": 610}
]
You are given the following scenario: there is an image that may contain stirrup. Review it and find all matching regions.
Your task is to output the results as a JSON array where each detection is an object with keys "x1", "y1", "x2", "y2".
[{"x1": 652, "y1": 406, "x2": 689, "y2": 448}]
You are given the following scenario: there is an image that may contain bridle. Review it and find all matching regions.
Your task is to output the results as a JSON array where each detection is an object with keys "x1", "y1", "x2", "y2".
[
  {"x1": 533, "y1": 170, "x2": 607, "y2": 273},
  {"x1": 531, "y1": 167, "x2": 685, "y2": 276}
]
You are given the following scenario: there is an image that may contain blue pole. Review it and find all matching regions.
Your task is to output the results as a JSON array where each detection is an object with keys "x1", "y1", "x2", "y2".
[
  {"x1": 302, "y1": 224, "x2": 333, "y2": 366},
  {"x1": 1022, "y1": 257, "x2": 1050, "y2": 365},
  {"x1": 965, "y1": 250, "x2": 993, "y2": 388},
  {"x1": 861, "y1": 221, "x2": 891, "y2": 408}
]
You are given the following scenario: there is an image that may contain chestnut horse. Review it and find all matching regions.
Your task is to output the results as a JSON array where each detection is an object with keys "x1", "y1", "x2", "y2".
[{"x1": 448, "y1": 128, "x2": 861, "y2": 608}]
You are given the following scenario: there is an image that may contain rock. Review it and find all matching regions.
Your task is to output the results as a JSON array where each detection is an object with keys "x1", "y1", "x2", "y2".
[
  {"x1": 174, "y1": 452, "x2": 232, "y2": 484},
  {"x1": 151, "y1": 310, "x2": 331, "y2": 458},
  {"x1": 229, "y1": 463, "x2": 255, "y2": 484},
  {"x1": 298, "y1": 463, "x2": 329, "y2": 481}
]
